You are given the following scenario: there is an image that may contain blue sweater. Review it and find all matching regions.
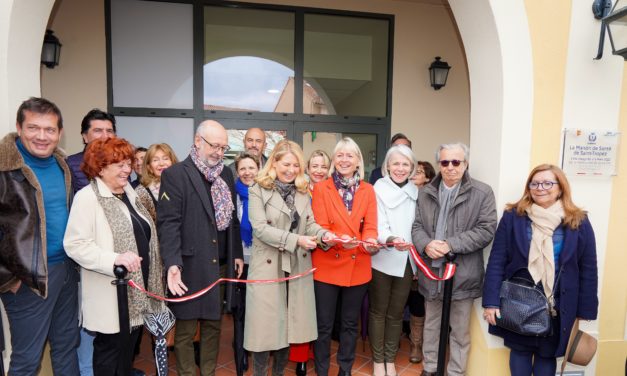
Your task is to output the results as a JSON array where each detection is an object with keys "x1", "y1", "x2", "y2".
[{"x1": 16, "y1": 139, "x2": 69, "y2": 265}]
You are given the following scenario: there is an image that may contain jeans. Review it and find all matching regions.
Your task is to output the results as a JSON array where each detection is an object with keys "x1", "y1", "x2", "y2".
[
  {"x1": 509, "y1": 350, "x2": 557, "y2": 376},
  {"x1": 1, "y1": 261, "x2": 80, "y2": 376}
]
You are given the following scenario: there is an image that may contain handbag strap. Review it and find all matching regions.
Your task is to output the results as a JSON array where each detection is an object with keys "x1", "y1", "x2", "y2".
[{"x1": 547, "y1": 265, "x2": 564, "y2": 316}]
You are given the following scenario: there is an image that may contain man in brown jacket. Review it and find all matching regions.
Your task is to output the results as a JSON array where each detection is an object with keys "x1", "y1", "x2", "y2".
[{"x1": 0, "y1": 97, "x2": 79, "y2": 375}]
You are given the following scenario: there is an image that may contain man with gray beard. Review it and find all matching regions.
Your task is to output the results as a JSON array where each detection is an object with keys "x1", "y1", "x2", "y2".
[{"x1": 158, "y1": 120, "x2": 244, "y2": 376}]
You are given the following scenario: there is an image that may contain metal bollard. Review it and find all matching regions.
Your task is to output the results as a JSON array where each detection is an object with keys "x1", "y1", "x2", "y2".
[
  {"x1": 112, "y1": 266, "x2": 130, "y2": 336},
  {"x1": 436, "y1": 253, "x2": 457, "y2": 376}
]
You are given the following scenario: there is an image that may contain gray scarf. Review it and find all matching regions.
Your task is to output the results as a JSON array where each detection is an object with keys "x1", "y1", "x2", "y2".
[
  {"x1": 432, "y1": 181, "x2": 460, "y2": 268},
  {"x1": 91, "y1": 180, "x2": 167, "y2": 329}
]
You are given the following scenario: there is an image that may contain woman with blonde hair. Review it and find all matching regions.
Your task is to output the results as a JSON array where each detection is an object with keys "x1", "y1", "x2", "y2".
[
  {"x1": 311, "y1": 137, "x2": 379, "y2": 376},
  {"x1": 135, "y1": 143, "x2": 178, "y2": 221},
  {"x1": 483, "y1": 164, "x2": 598, "y2": 376},
  {"x1": 244, "y1": 139, "x2": 335, "y2": 376}
]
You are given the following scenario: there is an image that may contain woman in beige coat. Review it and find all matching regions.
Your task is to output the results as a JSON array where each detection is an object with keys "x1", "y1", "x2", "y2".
[{"x1": 244, "y1": 140, "x2": 335, "y2": 376}]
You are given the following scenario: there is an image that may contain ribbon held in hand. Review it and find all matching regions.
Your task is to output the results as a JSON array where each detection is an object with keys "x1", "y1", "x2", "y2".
[
  {"x1": 329, "y1": 237, "x2": 456, "y2": 281},
  {"x1": 129, "y1": 268, "x2": 317, "y2": 303}
]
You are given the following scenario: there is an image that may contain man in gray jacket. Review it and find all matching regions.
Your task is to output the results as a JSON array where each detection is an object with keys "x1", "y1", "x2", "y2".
[{"x1": 411, "y1": 143, "x2": 497, "y2": 376}]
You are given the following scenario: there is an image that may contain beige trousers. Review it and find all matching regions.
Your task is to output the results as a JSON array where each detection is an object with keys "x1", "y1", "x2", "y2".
[{"x1": 422, "y1": 298, "x2": 474, "y2": 376}]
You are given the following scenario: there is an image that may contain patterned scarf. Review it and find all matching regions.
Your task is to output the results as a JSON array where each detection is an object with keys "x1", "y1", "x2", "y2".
[
  {"x1": 526, "y1": 200, "x2": 564, "y2": 306},
  {"x1": 190, "y1": 144, "x2": 234, "y2": 231},
  {"x1": 91, "y1": 180, "x2": 167, "y2": 329},
  {"x1": 274, "y1": 180, "x2": 299, "y2": 231},
  {"x1": 332, "y1": 170, "x2": 360, "y2": 212},
  {"x1": 235, "y1": 179, "x2": 252, "y2": 247}
]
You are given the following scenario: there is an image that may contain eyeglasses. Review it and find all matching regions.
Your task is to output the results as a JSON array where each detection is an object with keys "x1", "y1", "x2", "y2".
[
  {"x1": 200, "y1": 136, "x2": 231, "y2": 153},
  {"x1": 439, "y1": 159, "x2": 464, "y2": 167},
  {"x1": 415, "y1": 170, "x2": 425, "y2": 175},
  {"x1": 528, "y1": 181, "x2": 559, "y2": 190}
]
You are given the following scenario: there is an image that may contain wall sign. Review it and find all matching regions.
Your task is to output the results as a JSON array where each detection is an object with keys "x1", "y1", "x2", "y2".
[{"x1": 561, "y1": 129, "x2": 620, "y2": 176}]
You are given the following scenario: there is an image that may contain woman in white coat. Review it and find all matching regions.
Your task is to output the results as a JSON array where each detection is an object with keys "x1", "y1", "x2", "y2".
[{"x1": 369, "y1": 145, "x2": 419, "y2": 376}]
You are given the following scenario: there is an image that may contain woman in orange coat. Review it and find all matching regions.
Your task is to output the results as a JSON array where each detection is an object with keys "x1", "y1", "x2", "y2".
[{"x1": 311, "y1": 137, "x2": 379, "y2": 376}]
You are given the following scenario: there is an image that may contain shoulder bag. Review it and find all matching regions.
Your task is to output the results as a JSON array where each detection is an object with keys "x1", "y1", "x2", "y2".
[{"x1": 495, "y1": 267, "x2": 562, "y2": 337}]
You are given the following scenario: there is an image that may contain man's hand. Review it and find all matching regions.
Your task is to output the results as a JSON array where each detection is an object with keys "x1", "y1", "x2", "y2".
[
  {"x1": 114, "y1": 252, "x2": 143, "y2": 273},
  {"x1": 167, "y1": 265, "x2": 188, "y2": 296},
  {"x1": 424, "y1": 240, "x2": 450, "y2": 259},
  {"x1": 234, "y1": 258, "x2": 244, "y2": 278},
  {"x1": 8, "y1": 280, "x2": 21, "y2": 294}
]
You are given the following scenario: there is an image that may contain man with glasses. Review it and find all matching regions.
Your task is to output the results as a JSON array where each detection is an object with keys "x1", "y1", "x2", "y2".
[
  {"x1": 158, "y1": 120, "x2": 244, "y2": 376},
  {"x1": 411, "y1": 143, "x2": 497, "y2": 376}
]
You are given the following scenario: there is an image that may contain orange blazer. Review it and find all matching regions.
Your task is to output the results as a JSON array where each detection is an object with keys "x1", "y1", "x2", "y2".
[{"x1": 311, "y1": 177, "x2": 378, "y2": 286}]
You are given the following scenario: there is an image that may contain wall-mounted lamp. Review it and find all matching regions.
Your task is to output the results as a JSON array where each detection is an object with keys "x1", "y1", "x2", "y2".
[
  {"x1": 429, "y1": 56, "x2": 451, "y2": 90},
  {"x1": 41, "y1": 29, "x2": 62, "y2": 68},
  {"x1": 594, "y1": 0, "x2": 627, "y2": 60}
]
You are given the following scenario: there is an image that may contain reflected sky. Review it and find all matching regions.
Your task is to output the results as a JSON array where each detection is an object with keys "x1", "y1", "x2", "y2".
[{"x1": 204, "y1": 56, "x2": 293, "y2": 112}]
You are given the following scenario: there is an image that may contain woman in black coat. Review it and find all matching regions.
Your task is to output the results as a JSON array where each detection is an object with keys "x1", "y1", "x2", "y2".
[{"x1": 482, "y1": 164, "x2": 598, "y2": 376}]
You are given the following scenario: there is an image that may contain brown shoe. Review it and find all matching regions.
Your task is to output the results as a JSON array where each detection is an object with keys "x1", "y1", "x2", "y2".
[{"x1": 409, "y1": 315, "x2": 424, "y2": 363}]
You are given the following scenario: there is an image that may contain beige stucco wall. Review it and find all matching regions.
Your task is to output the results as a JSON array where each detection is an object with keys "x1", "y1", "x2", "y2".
[{"x1": 41, "y1": 0, "x2": 108, "y2": 153}]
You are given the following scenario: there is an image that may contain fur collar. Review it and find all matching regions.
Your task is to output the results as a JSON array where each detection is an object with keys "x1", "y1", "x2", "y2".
[{"x1": 0, "y1": 132, "x2": 67, "y2": 172}]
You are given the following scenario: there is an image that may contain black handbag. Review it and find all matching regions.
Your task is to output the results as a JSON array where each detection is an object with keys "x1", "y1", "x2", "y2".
[{"x1": 495, "y1": 268, "x2": 562, "y2": 337}]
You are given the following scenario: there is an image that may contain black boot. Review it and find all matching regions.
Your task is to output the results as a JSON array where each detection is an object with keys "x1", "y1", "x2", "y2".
[
  {"x1": 296, "y1": 362, "x2": 307, "y2": 376},
  {"x1": 242, "y1": 351, "x2": 249, "y2": 372},
  {"x1": 337, "y1": 369, "x2": 351, "y2": 376}
]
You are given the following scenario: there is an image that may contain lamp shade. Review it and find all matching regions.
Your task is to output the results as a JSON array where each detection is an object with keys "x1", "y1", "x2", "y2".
[
  {"x1": 41, "y1": 30, "x2": 62, "y2": 68},
  {"x1": 429, "y1": 56, "x2": 451, "y2": 90},
  {"x1": 604, "y1": 0, "x2": 627, "y2": 60}
]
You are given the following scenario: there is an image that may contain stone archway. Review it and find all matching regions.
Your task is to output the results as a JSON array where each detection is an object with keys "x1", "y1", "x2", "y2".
[{"x1": 0, "y1": 0, "x2": 55, "y2": 136}]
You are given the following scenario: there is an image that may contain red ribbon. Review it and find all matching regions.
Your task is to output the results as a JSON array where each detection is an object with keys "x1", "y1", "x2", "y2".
[
  {"x1": 330, "y1": 237, "x2": 456, "y2": 281},
  {"x1": 129, "y1": 239, "x2": 456, "y2": 302},
  {"x1": 128, "y1": 268, "x2": 317, "y2": 303}
]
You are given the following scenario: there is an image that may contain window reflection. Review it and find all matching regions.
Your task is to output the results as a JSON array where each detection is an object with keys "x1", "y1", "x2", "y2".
[{"x1": 204, "y1": 57, "x2": 293, "y2": 112}]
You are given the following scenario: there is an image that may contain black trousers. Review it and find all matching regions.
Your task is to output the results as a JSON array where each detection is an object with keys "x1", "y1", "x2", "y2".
[
  {"x1": 313, "y1": 281, "x2": 368, "y2": 376},
  {"x1": 93, "y1": 327, "x2": 142, "y2": 376}
]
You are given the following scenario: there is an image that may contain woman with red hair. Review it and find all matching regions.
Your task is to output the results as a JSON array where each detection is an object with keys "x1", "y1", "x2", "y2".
[{"x1": 64, "y1": 138, "x2": 168, "y2": 376}]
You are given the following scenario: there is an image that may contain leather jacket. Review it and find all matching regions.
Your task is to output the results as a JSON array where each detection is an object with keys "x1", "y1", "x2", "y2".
[{"x1": 0, "y1": 133, "x2": 72, "y2": 297}]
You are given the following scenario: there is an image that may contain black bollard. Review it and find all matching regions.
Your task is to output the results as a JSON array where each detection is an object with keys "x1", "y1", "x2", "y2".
[
  {"x1": 112, "y1": 266, "x2": 130, "y2": 336},
  {"x1": 436, "y1": 253, "x2": 457, "y2": 376}
]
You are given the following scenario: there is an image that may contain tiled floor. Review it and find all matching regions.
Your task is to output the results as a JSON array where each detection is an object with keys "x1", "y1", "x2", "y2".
[{"x1": 133, "y1": 315, "x2": 424, "y2": 376}]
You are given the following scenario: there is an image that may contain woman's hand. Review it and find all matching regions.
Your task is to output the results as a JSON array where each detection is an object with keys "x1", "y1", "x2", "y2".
[
  {"x1": 363, "y1": 238, "x2": 381, "y2": 254},
  {"x1": 392, "y1": 237, "x2": 412, "y2": 251},
  {"x1": 298, "y1": 235, "x2": 318, "y2": 250},
  {"x1": 339, "y1": 235, "x2": 359, "y2": 249},
  {"x1": 321, "y1": 232, "x2": 337, "y2": 246},
  {"x1": 483, "y1": 307, "x2": 500, "y2": 326},
  {"x1": 114, "y1": 252, "x2": 142, "y2": 273},
  {"x1": 167, "y1": 265, "x2": 188, "y2": 296}
]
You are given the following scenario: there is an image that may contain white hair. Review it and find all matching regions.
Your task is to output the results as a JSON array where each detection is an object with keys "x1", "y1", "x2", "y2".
[
  {"x1": 382, "y1": 145, "x2": 417, "y2": 178},
  {"x1": 435, "y1": 142, "x2": 469, "y2": 162}
]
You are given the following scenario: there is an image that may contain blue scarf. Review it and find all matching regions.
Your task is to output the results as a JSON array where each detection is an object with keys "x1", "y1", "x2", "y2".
[{"x1": 235, "y1": 179, "x2": 253, "y2": 247}]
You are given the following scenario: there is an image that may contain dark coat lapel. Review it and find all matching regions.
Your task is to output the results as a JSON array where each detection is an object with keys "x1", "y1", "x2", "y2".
[{"x1": 183, "y1": 158, "x2": 216, "y2": 223}]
